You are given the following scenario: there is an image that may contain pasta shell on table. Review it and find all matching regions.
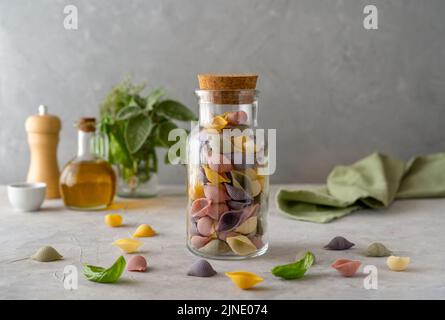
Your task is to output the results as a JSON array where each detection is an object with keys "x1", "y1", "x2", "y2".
[
  {"x1": 199, "y1": 239, "x2": 231, "y2": 255},
  {"x1": 386, "y1": 256, "x2": 410, "y2": 271},
  {"x1": 225, "y1": 271, "x2": 264, "y2": 290},
  {"x1": 225, "y1": 183, "x2": 253, "y2": 201},
  {"x1": 324, "y1": 236, "x2": 355, "y2": 250},
  {"x1": 365, "y1": 242, "x2": 392, "y2": 257},
  {"x1": 197, "y1": 216, "x2": 216, "y2": 237},
  {"x1": 226, "y1": 235, "x2": 257, "y2": 255},
  {"x1": 225, "y1": 111, "x2": 248, "y2": 125},
  {"x1": 127, "y1": 255, "x2": 148, "y2": 272},
  {"x1": 187, "y1": 259, "x2": 217, "y2": 277},
  {"x1": 331, "y1": 259, "x2": 362, "y2": 277},
  {"x1": 235, "y1": 216, "x2": 258, "y2": 235},
  {"x1": 133, "y1": 224, "x2": 156, "y2": 237},
  {"x1": 104, "y1": 214, "x2": 123, "y2": 227},
  {"x1": 203, "y1": 184, "x2": 230, "y2": 203},
  {"x1": 227, "y1": 199, "x2": 252, "y2": 210},
  {"x1": 217, "y1": 210, "x2": 244, "y2": 233},
  {"x1": 31, "y1": 246, "x2": 63, "y2": 262},
  {"x1": 204, "y1": 166, "x2": 230, "y2": 184},
  {"x1": 113, "y1": 238, "x2": 143, "y2": 253},
  {"x1": 191, "y1": 235, "x2": 212, "y2": 249},
  {"x1": 208, "y1": 153, "x2": 233, "y2": 173}
]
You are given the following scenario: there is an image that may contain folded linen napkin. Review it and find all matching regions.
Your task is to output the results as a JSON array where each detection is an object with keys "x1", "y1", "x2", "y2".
[{"x1": 276, "y1": 152, "x2": 445, "y2": 223}]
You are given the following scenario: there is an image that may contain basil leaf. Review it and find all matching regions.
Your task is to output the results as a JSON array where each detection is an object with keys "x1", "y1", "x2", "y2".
[
  {"x1": 156, "y1": 121, "x2": 178, "y2": 147},
  {"x1": 125, "y1": 114, "x2": 154, "y2": 154},
  {"x1": 146, "y1": 88, "x2": 166, "y2": 111},
  {"x1": 83, "y1": 256, "x2": 126, "y2": 283},
  {"x1": 116, "y1": 105, "x2": 142, "y2": 121},
  {"x1": 271, "y1": 252, "x2": 315, "y2": 280},
  {"x1": 155, "y1": 100, "x2": 197, "y2": 121}
]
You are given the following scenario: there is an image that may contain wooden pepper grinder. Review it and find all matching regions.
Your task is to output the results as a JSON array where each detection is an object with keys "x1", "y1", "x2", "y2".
[{"x1": 25, "y1": 105, "x2": 62, "y2": 199}]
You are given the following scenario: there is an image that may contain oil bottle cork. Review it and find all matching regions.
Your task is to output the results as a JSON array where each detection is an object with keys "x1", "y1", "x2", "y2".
[
  {"x1": 25, "y1": 105, "x2": 62, "y2": 199},
  {"x1": 197, "y1": 74, "x2": 258, "y2": 104}
]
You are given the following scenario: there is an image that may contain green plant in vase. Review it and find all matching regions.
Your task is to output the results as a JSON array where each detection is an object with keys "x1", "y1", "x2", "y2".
[{"x1": 99, "y1": 78, "x2": 196, "y2": 198}]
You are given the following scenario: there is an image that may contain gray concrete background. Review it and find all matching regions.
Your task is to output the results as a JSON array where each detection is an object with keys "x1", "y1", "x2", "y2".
[{"x1": 1, "y1": 0, "x2": 444, "y2": 184}]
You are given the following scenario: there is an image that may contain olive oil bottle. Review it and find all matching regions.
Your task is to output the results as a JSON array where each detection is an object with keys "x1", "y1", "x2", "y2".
[{"x1": 60, "y1": 118, "x2": 116, "y2": 210}]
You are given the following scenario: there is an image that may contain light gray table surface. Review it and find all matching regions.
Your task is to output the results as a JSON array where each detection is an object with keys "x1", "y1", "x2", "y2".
[{"x1": 0, "y1": 185, "x2": 444, "y2": 300}]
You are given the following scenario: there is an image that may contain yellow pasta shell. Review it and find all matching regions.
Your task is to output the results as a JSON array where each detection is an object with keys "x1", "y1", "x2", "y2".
[
  {"x1": 225, "y1": 271, "x2": 264, "y2": 290},
  {"x1": 133, "y1": 224, "x2": 156, "y2": 237},
  {"x1": 204, "y1": 166, "x2": 230, "y2": 184},
  {"x1": 386, "y1": 256, "x2": 410, "y2": 271},
  {"x1": 226, "y1": 235, "x2": 257, "y2": 255},
  {"x1": 113, "y1": 238, "x2": 143, "y2": 253},
  {"x1": 104, "y1": 214, "x2": 123, "y2": 227},
  {"x1": 235, "y1": 217, "x2": 258, "y2": 234},
  {"x1": 189, "y1": 183, "x2": 205, "y2": 200},
  {"x1": 206, "y1": 116, "x2": 228, "y2": 131}
]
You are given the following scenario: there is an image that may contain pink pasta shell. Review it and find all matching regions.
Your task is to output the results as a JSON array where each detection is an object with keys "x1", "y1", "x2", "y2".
[
  {"x1": 225, "y1": 111, "x2": 248, "y2": 125},
  {"x1": 204, "y1": 184, "x2": 230, "y2": 203},
  {"x1": 191, "y1": 198, "x2": 212, "y2": 218},
  {"x1": 191, "y1": 235, "x2": 211, "y2": 249},
  {"x1": 197, "y1": 216, "x2": 215, "y2": 237},
  {"x1": 208, "y1": 154, "x2": 233, "y2": 173},
  {"x1": 331, "y1": 259, "x2": 362, "y2": 277}
]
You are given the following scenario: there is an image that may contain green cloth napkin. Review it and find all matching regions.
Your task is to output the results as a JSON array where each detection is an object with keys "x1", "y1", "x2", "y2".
[{"x1": 276, "y1": 152, "x2": 445, "y2": 223}]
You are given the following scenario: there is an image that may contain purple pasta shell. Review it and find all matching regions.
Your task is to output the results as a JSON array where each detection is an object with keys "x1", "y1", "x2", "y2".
[
  {"x1": 217, "y1": 210, "x2": 244, "y2": 233},
  {"x1": 225, "y1": 183, "x2": 253, "y2": 201},
  {"x1": 227, "y1": 200, "x2": 252, "y2": 210},
  {"x1": 187, "y1": 259, "x2": 217, "y2": 277},
  {"x1": 324, "y1": 236, "x2": 355, "y2": 250}
]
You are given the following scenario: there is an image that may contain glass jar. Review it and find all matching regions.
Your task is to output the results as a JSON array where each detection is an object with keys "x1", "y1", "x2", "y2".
[
  {"x1": 60, "y1": 118, "x2": 116, "y2": 210},
  {"x1": 187, "y1": 89, "x2": 269, "y2": 260}
]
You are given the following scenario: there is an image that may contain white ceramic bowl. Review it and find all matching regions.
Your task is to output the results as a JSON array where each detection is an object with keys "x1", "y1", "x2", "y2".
[{"x1": 7, "y1": 182, "x2": 47, "y2": 212}]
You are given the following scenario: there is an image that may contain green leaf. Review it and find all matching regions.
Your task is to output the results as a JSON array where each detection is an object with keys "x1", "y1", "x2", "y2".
[
  {"x1": 146, "y1": 88, "x2": 166, "y2": 111},
  {"x1": 125, "y1": 114, "x2": 154, "y2": 154},
  {"x1": 156, "y1": 121, "x2": 178, "y2": 147},
  {"x1": 115, "y1": 105, "x2": 142, "y2": 121},
  {"x1": 271, "y1": 252, "x2": 315, "y2": 280},
  {"x1": 155, "y1": 100, "x2": 197, "y2": 121},
  {"x1": 83, "y1": 256, "x2": 126, "y2": 283}
]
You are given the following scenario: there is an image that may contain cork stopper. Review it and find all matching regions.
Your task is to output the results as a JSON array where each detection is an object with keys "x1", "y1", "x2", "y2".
[
  {"x1": 77, "y1": 117, "x2": 96, "y2": 132},
  {"x1": 197, "y1": 74, "x2": 258, "y2": 104}
]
